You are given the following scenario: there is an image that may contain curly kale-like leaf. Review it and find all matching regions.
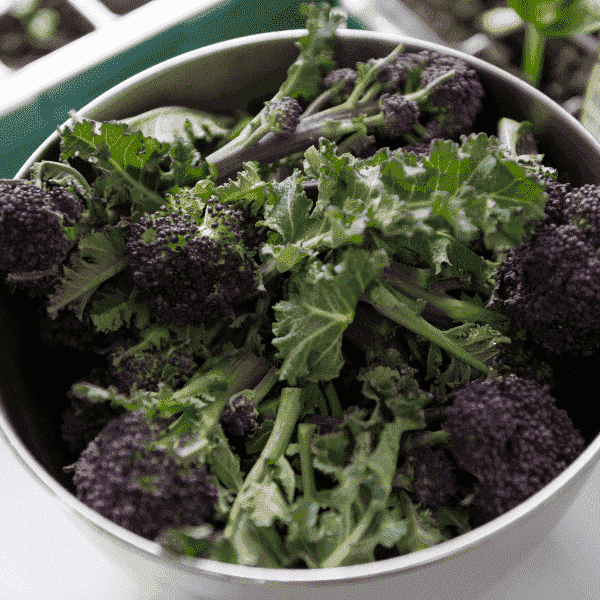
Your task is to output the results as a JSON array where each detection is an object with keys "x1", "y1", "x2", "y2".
[
  {"x1": 60, "y1": 117, "x2": 168, "y2": 212},
  {"x1": 272, "y1": 247, "x2": 388, "y2": 384},
  {"x1": 59, "y1": 116, "x2": 207, "y2": 215},
  {"x1": 380, "y1": 134, "x2": 547, "y2": 253},
  {"x1": 423, "y1": 323, "x2": 511, "y2": 393},
  {"x1": 47, "y1": 228, "x2": 128, "y2": 320}
]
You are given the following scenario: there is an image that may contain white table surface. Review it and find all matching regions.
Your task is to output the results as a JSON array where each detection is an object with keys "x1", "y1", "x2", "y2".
[{"x1": 2, "y1": 427, "x2": 600, "y2": 600}]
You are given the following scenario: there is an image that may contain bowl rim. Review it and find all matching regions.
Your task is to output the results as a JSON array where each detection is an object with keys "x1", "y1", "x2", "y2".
[{"x1": 4, "y1": 25, "x2": 600, "y2": 585}]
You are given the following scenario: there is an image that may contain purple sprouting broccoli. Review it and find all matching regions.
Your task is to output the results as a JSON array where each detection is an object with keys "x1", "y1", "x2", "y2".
[
  {"x1": 379, "y1": 93, "x2": 420, "y2": 139},
  {"x1": 220, "y1": 394, "x2": 260, "y2": 438},
  {"x1": 220, "y1": 367, "x2": 280, "y2": 439},
  {"x1": 443, "y1": 374, "x2": 585, "y2": 520},
  {"x1": 541, "y1": 177, "x2": 572, "y2": 225},
  {"x1": 397, "y1": 444, "x2": 459, "y2": 510},
  {"x1": 125, "y1": 193, "x2": 260, "y2": 327},
  {"x1": 375, "y1": 51, "x2": 428, "y2": 92},
  {"x1": 205, "y1": 44, "x2": 485, "y2": 179},
  {"x1": 562, "y1": 183, "x2": 600, "y2": 235},
  {"x1": 492, "y1": 183, "x2": 600, "y2": 355},
  {"x1": 417, "y1": 51, "x2": 485, "y2": 140},
  {"x1": 366, "y1": 48, "x2": 485, "y2": 141},
  {"x1": 0, "y1": 181, "x2": 83, "y2": 286},
  {"x1": 262, "y1": 96, "x2": 303, "y2": 135},
  {"x1": 323, "y1": 67, "x2": 359, "y2": 102},
  {"x1": 109, "y1": 344, "x2": 199, "y2": 396},
  {"x1": 72, "y1": 409, "x2": 221, "y2": 541}
]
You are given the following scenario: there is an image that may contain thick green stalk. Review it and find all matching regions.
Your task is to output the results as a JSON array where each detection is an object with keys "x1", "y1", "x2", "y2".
[
  {"x1": 206, "y1": 65, "x2": 459, "y2": 180},
  {"x1": 320, "y1": 418, "x2": 403, "y2": 568},
  {"x1": 381, "y1": 265, "x2": 502, "y2": 326},
  {"x1": 298, "y1": 423, "x2": 318, "y2": 501},
  {"x1": 172, "y1": 350, "x2": 267, "y2": 432},
  {"x1": 224, "y1": 387, "x2": 303, "y2": 539},
  {"x1": 239, "y1": 366, "x2": 280, "y2": 407},
  {"x1": 320, "y1": 503, "x2": 380, "y2": 569}
]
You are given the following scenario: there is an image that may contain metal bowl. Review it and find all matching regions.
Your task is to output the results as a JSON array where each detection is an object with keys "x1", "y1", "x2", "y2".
[{"x1": 1, "y1": 27, "x2": 600, "y2": 600}]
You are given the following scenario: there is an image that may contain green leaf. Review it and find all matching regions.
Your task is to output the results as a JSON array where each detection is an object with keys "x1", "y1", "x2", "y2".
[
  {"x1": 90, "y1": 291, "x2": 134, "y2": 333},
  {"x1": 272, "y1": 247, "x2": 389, "y2": 384},
  {"x1": 117, "y1": 106, "x2": 234, "y2": 146},
  {"x1": 396, "y1": 492, "x2": 447, "y2": 554},
  {"x1": 380, "y1": 134, "x2": 547, "y2": 254},
  {"x1": 205, "y1": 426, "x2": 245, "y2": 492},
  {"x1": 29, "y1": 160, "x2": 92, "y2": 199},
  {"x1": 47, "y1": 228, "x2": 128, "y2": 320},
  {"x1": 262, "y1": 170, "x2": 314, "y2": 245},
  {"x1": 215, "y1": 161, "x2": 268, "y2": 213},
  {"x1": 280, "y1": 2, "x2": 346, "y2": 101},
  {"x1": 236, "y1": 456, "x2": 296, "y2": 528},
  {"x1": 59, "y1": 117, "x2": 169, "y2": 213},
  {"x1": 508, "y1": 0, "x2": 600, "y2": 36},
  {"x1": 424, "y1": 323, "x2": 511, "y2": 393}
]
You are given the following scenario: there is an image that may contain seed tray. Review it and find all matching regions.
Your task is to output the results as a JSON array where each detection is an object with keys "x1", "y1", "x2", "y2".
[
  {"x1": 0, "y1": 0, "x2": 330, "y2": 179},
  {"x1": 0, "y1": 0, "x2": 231, "y2": 116}
]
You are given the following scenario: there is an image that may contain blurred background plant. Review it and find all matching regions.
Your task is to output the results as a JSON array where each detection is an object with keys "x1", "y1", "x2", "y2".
[
  {"x1": 0, "y1": 0, "x2": 94, "y2": 68},
  {"x1": 506, "y1": 0, "x2": 600, "y2": 87}
]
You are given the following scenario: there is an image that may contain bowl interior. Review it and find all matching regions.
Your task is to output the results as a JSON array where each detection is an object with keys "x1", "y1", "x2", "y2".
[{"x1": 2, "y1": 28, "x2": 600, "y2": 581}]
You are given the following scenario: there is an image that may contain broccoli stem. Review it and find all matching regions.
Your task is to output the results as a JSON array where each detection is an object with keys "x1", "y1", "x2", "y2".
[
  {"x1": 161, "y1": 351, "x2": 268, "y2": 462},
  {"x1": 172, "y1": 350, "x2": 266, "y2": 430},
  {"x1": 205, "y1": 58, "x2": 457, "y2": 180},
  {"x1": 364, "y1": 282, "x2": 491, "y2": 376},
  {"x1": 320, "y1": 417, "x2": 403, "y2": 568},
  {"x1": 224, "y1": 387, "x2": 303, "y2": 540},
  {"x1": 302, "y1": 75, "x2": 354, "y2": 117},
  {"x1": 381, "y1": 263, "x2": 502, "y2": 327},
  {"x1": 396, "y1": 491, "x2": 442, "y2": 553},
  {"x1": 236, "y1": 366, "x2": 281, "y2": 407},
  {"x1": 321, "y1": 503, "x2": 380, "y2": 569},
  {"x1": 404, "y1": 429, "x2": 452, "y2": 452},
  {"x1": 298, "y1": 423, "x2": 318, "y2": 501},
  {"x1": 321, "y1": 381, "x2": 343, "y2": 419}
]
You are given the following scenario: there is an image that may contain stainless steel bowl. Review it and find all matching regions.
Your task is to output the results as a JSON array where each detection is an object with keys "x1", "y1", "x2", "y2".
[{"x1": 2, "y1": 27, "x2": 600, "y2": 600}]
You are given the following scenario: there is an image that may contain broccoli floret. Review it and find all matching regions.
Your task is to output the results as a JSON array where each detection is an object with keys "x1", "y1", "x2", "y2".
[
  {"x1": 562, "y1": 184, "x2": 600, "y2": 240},
  {"x1": 493, "y1": 186, "x2": 600, "y2": 355},
  {"x1": 375, "y1": 51, "x2": 428, "y2": 91},
  {"x1": 262, "y1": 96, "x2": 303, "y2": 135},
  {"x1": 368, "y1": 49, "x2": 485, "y2": 141},
  {"x1": 125, "y1": 196, "x2": 260, "y2": 326},
  {"x1": 416, "y1": 51, "x2": 485, "y2": 140},
  {"x1": 0, "y1": 181, "x2": 83, "y2": 283},
  {"x1": 219, "y1": 366, "x2": 279, "y2": 438},
  {"x1": 220, "y1": 394, "x2": 260, "y2": 437},
  {"x1": 206, "y1": 44, "x2": 484, "y2": 179},
  {"x1": 397, "y1": 445, "x2": 458, "y2": 509},
  {"x1": 541, "y1": 177, "x2": 572, "y2": 225},
  {"x1": 443, "y1": 374, "x2": 585, "y2": 519},
  {"x1": 379, "y1": 93, "x2": 420, "y2": 138},
  {"x1": 109, "y1": 344, "x2": 199, "y2": 395},
  {"x1": 323, "y1": 67, "x2": 358, "y2": 99},
  {"x1": 72, "y1": 409, "x2": 221, "y2": 540}
]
